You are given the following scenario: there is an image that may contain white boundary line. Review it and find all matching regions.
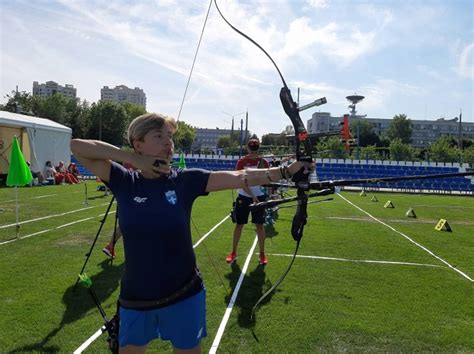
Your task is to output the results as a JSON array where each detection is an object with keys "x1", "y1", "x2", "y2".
[
  {"x1": 193, "y1": 215, "x2": 230, "y2": 249},
  {"x1": 0, "y1": 211, "x2": 116, "y2": 246},
  {"x1": 74, "y1": 214, "x2": 230, "y2": 354},
  {"x1": 73, "y1": 327, "x2": 105, "y2": 354},
  {"x1": 0, "y1": 203, "x2": 110, "y2": 229},
  {"x1": 337, "y1": 193, "x2": 473, "y2": 282},
  {"x1": 210, "y1": 236, "x2": 258, "y2": 354},
  {"x1": 268, "y1": 253, "x2": 444, "y2": 268},
  {"x1": 3, "y1": 193, "x2": 58, "y2": 203},
  {"x1": 3, "y1": 189, "x2": 83, "y2": 203}
]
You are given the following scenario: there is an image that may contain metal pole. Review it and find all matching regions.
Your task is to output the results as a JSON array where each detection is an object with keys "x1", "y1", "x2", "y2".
[
  {"x1": 239, "y1": 118, "x2": 244, "y2": 158},
  {"x1": 245, "y1": 111, "x2": 248, "y2": 143},
  {"x1": 15, "y1": 186, "x2": 19, "y2": 239},
  {"x1": 231, "y1": 117, "x2": 234, "y2": 137},
  {"x1": 84, "y1": 183, "x2": 89, "y2": 205},
  {"x1": 458, "y1": 108, "x2": 462, "y2": 163},
  {"x1": 356, "y1": 121, "x2": 360, "y2": 160}
]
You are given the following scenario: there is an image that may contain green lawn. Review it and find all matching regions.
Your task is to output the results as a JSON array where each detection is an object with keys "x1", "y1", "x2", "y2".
[{"x1": 0, "y1": 182, "x2": 473, "y2": 352}]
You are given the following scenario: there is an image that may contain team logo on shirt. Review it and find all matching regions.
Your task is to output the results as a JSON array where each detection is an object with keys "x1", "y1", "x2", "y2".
[
  {"x1": 133, "y1": 196, "x2": 148, "y2": 204},
  {"x1": 165, "y1": 190, "x2": 177, "y2": 205}
]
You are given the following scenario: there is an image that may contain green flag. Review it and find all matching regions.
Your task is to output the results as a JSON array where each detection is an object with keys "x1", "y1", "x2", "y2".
[
  {"x1": 178, "y1": 152, "x2": 187, "y2": 169},
  {"x1": 6, "y1": 136, "x2": 33, "y2": 187}
]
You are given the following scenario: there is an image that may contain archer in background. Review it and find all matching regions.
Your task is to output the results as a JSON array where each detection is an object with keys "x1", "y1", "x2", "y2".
[
  {"x1": 226, "y1": 137, "x2": 270, "y2": 266},
  {"x1": 71, "y1": 113, "x2": 310, "y2": 354},
  {"x1": 102, "y1": 227, "x2": 122, "y2": 259}
]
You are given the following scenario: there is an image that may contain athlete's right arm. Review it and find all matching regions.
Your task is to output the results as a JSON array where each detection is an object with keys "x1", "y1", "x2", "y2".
[{"x1": 70, "y1": 139, "x2": 134, "y2": 183}]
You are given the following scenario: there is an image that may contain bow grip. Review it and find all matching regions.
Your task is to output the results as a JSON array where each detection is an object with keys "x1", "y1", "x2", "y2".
[{"x1": 291, "y1": 192, "x2": 308, "y2": 241}]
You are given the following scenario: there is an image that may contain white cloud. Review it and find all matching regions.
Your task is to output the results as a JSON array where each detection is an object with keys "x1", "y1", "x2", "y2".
[
  {"x1": 455, "y1": 43, "x2": 474, "y2": 80},
  {"x1": 278, "y1": 19, "x2": 380, "y2": 68},
  {"x1": 306, "y1": 0, "x2": 329, "y2": 9},
  {"x1": 360, "y1": 79, "x2": 425, "y2": 114}
]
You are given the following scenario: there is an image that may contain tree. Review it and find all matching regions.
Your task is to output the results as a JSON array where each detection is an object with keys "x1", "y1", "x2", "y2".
[
  {"x1": 1, "y1": 90, "x2": 35, "y2": 113},
  {"x1": 360, "y1": 145, "x2": 380, "y2": 160},
  {"x1": 86, "y1": 101, "x2": 128, "y2": 146},
  {"x1": 462, "y1": 146, "x2": 474, "y2": 167},
  {"x1": 120, "y1": 102, "x2": 147, "y2": 127},
  {"x1": 389, "y1": 138, "x2": 414, "y2": 161},
  {"x1": 64, "y1": 99, "x2": 90, "y2": 138},
  {"x1": 32, "y1": 94, "x2": 71, "y2": 125},
  {"x1": 428, "y1": 136, "x2": 460, "y2": 163},
  {"x1": 261, "y1": 133, "x2": 287, "y2": 146},
  {"x1": 174, "y1": 121, "x2": 196, "y2": 152},
  {"x1": 351, "y1": 120, "x2": 380, "y2": 147},
  {"x1": 217, "y1": 136, "x2": 232, "y2": 149},
  {"x1": 315, "y1": 136, "x2": 347, "y2": 159},
  {"x1": 386, "y1": 114, "x2": 412, "y2": 144}
]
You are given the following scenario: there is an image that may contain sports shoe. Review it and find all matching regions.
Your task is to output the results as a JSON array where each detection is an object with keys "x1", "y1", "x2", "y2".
[
  {"x1": 102, "y1": 244, "x2": 116, "y2": 259},
  {"x1": 259, "y1": 253, "x2": 268, "y2": 265},
  {"x1": 226, "y1": 251, "x2": 237, "y2": 264}
]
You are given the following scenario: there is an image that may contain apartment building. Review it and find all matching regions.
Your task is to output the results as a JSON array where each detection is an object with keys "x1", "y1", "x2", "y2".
[
  {"x1": 100, "y1": 85, "x2": 146, "y2": 109},
  {"x1": 192, "y1": 127, "x2": 233, "y2": 151},
  {"x1": 32, "y1": 81, "x2": 77, "y2": 98}
]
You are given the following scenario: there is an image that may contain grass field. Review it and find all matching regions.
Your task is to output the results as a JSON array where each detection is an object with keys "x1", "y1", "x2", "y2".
[{"x1": 0, "y1": 181, "x2": 473, "y2": 352}]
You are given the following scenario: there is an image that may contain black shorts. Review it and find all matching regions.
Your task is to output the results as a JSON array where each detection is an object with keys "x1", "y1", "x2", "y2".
[{"x1": 233, "y1": 195, "x2": 267, "y2": 225}]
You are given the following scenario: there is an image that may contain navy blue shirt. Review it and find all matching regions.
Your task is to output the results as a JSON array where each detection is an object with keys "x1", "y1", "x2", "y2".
[{"x1": 105, "y1": 162, "x2": 210, "y2": 301}]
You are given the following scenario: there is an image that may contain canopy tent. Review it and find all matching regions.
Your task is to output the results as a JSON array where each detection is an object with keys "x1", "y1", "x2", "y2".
[{"x1": 0, "y1": 111, "x2": 72, "y2": 176}]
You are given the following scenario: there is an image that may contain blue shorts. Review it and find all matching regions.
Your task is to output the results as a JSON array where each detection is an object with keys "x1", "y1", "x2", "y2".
[{"x1": 119, "y1": 289, "x2": 207, "y2": 349}]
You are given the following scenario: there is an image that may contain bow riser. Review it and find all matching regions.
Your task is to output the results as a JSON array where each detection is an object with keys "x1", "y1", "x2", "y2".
[
  {"x1": 280, "y1": 87, "x2": 312, "y2": 160},
  {"x1": 280, "y1": 87, "x2": 313, "y2": 241},
  {"x1": 291, "y1": 194, "x2": 308, "y2": 241}
]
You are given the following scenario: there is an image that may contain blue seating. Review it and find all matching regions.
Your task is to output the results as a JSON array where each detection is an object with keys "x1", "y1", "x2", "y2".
[{"x1": 313, "y1": 162, "x2": 473, "y2": 193}]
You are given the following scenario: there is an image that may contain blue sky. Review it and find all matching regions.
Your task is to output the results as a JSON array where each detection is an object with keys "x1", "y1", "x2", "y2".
[{"x1": 1, "y1": 0, "x2": 473, "y2": 137}]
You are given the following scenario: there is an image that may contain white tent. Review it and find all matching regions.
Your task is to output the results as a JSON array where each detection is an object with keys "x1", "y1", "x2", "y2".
[{"x1": 0, "y1": 111, "x2": 72, "y2": 175}]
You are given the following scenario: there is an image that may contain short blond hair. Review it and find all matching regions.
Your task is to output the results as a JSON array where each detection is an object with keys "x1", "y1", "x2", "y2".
[{"x1": 127, "y1": 113, "x2": 177, "y2": 148}]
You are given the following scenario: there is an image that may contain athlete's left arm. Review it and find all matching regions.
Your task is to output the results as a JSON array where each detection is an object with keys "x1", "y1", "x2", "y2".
[{"x1": 206, "y1": 161, "x2": 307, "y2": 192}]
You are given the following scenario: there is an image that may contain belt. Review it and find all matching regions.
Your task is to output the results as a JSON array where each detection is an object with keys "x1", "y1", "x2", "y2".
[{"x1": 119, "y1": 268, "x2": 202, "y2": 309}]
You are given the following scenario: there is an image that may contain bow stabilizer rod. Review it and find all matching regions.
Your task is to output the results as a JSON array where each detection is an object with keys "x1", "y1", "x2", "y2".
[
  {"x1": 309, "y1": 170, "x2": 474, "y2": 189},
  {"x1": 263, "y1": 171, "x2": 474, "y2": 191}
]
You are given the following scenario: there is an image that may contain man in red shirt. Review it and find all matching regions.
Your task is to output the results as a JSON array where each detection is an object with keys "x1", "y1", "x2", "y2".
[{"x1": 226, "y1": 137, "x2": 269, "y2": 265}]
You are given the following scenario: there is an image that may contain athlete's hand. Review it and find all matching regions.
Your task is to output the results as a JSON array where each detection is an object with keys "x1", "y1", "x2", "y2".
[
  {"x1": 129, "y1": 154, "x2": 171, "y2": 176},
  {"x1": 287, "y1": 160, "x2": 315, "y2": 177}
]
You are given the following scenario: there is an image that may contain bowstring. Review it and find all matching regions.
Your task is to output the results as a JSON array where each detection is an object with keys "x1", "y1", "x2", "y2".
[
  {"x1": 176, "y1": 0, "x2": 231, "y2": 296},
  {"x1": 176, "y1": 0, "x2": 213, "y2": 122},
  {"x1": 191, "y1": 218, "x2": 231, "y2": 295}
]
